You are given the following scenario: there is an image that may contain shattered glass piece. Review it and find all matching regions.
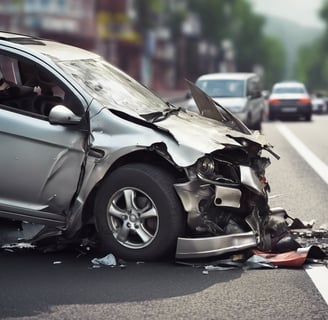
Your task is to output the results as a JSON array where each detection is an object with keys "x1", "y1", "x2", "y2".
[
  {"x1": 91, "y1": 253, "x2": 117, "y2": 266},
  {"x1": 204, "y1": 265, "x2": 237, "y2": 271}
]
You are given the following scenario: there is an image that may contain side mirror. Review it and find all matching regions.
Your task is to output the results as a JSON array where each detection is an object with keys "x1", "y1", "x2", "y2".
[{"x1": 49, "y1": 105, "x2": 82, "y2": 125}]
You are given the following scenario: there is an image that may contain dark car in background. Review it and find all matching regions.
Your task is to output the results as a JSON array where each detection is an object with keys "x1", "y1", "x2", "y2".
[{"x1": 268, "y1": 81, "x2": 313, "y2": 121}]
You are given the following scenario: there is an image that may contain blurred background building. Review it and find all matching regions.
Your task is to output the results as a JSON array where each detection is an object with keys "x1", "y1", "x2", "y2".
[
  {"x1": 0, "y1": 0, "x2": 327, "y2": 93},
  {"x1": 0, "y1": 0, "x2": 236, "y2": 92}
]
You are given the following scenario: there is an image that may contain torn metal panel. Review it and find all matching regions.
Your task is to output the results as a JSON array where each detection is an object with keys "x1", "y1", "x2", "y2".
[{"x1": 214, "y1": 186, "x2": 241, "y2": 208}]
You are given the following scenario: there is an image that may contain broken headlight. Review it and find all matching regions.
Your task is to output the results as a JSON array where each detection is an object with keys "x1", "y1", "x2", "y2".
[{"x1": 196, "y1": 157, "x2": 215, "y2": 177}]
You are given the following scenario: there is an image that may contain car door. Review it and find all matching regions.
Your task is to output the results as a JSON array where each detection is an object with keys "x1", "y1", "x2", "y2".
[{"x1": 0, "y1": 103, "x2": 87, "y2": 224}]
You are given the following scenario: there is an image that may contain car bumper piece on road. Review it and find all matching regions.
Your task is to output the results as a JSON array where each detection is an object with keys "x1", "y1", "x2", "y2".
[{"x1": 175, "y1": 231, "x2": 257, "y2": 259}]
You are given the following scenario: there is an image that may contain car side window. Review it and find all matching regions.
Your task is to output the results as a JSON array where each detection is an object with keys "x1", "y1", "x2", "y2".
[{"x1": 0, "y1": 54, "x2": 83, "y2": 117}]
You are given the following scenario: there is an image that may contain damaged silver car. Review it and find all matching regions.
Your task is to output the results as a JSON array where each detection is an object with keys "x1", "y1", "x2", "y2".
[{"x1": 0, "y1": 32, "x2": 288, "y2": 261}]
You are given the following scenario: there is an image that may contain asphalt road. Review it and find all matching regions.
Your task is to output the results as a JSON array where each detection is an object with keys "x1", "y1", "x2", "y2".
[{"x1": 1, "y1": 115, "x2": 328, "y2": 320}]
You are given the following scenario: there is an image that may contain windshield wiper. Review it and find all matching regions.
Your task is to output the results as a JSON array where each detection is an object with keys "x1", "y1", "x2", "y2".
[{"x1": 141, "y1": 104, "x2": 181, "y2": 123}]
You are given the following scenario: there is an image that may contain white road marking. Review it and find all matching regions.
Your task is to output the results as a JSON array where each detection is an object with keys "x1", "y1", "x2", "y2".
[
  {"x1": 304, "y1": 265, "x2": 328, "y2": 304},
  {"x1": 276, "y1": 122, "x2": 328, "y2": 305},
  {"x1": 275, "y1": 122, "x2": 328, "y2": 184}
]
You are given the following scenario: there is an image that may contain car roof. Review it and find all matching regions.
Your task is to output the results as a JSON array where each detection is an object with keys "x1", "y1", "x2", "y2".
[
  {"x1": 273, "y1": 81, "x2": 305, "y2": 88},
  {"x1": 0, "y1": 31, "x2": 100, "y2": 61},
  {"x1": 196, "y1": 72, "x2": 257, "y2": 81}
]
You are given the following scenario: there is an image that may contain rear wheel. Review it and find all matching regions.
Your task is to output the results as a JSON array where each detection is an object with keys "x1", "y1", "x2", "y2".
[{"x1": 94, "y1": 163, "x2": 185, "y2": 261}]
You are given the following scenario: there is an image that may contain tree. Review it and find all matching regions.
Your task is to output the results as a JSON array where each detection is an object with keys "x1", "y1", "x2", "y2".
[
  {"x1": 295, "y1": 0, "x2": 328, "y2": 91},
  {"x1": 187, "y1": 0, "x2": 285, "y2": 86}
]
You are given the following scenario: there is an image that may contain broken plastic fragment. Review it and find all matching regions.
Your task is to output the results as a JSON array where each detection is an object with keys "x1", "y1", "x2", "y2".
[
  {"x1": 252, "y1": 245, "x2": 326, "y2": 267},
  {"x1": 91, "y1": 253, "x2": 117, "y2": 266},
  {"x1": 1, "y1": 242, "x2": 35, "y2": 249},
  {"x1": 245, "y1": 254, "x2": 276, "y2": 269},
  {"x1": 204, "y1": 265, "x2": 237, "y2": 271}
]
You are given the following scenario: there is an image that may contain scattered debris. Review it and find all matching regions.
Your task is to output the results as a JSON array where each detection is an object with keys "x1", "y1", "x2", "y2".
[
  {"x1": 178, "y1": 220, "x2": 328, "y2": 273},
  {"x1": 91, "y1": 253, "x2": 117, "y2": 267},
  {"x1": 292, "y1": 227, "x2": 328, "y2": 256},
  {"x1": 197, "y1": 245, "x2": 327, "y2": 273},
  {"x1": 1, "y1": 242, "x2": 35, "y2": 250},
  {"x1": 244, "y1": 254, "x2": 277, "y2": 269},
  {"x1": 204, "y1": 264, "x2": 239, "y2": 271},
  {"x1": 118, "y1": 259, "x2": 127, "y2": 269}
]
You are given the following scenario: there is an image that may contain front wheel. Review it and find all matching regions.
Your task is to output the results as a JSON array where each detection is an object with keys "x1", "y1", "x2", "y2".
[{"x1": 94, "y1": 163, "x2": 185, "y2": 261}]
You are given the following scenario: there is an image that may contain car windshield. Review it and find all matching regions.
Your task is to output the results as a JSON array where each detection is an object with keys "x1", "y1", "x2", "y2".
[
  {"x1": 196, "y1": 79, "x2": 245, "y2": 98},
  {"x1": 57, "y1": 58, "x2": 167, "y2": 115},
  {"x1": 273, "y1": 86, "x2": 306, "y2": 94},
  {"x1": 57, "y1": 58, "x2": 250, "y2": 130}
]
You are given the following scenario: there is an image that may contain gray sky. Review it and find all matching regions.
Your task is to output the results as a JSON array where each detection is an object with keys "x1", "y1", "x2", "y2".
[{"x1": 248, "y1": 0, "x2": 325, "y2": 29}]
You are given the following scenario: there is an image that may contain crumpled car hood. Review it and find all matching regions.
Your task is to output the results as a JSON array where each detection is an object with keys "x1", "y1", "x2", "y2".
[
  {"x1": 155, "y1": 109, "x2": 269, "y2": 152},
  {"x1": 153, "y1": 82, "x2": 273, "y2": 158}
]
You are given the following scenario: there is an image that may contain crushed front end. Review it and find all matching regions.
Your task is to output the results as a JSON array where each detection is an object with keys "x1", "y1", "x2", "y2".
[{"x1": 174, "y1": 136, "x2": 277, "y2": 259}]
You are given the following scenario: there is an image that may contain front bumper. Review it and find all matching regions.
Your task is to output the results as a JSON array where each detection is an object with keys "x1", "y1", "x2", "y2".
[
  {"x1": 175, "y1": 231, "x2": 257, "y2": 259},
  {"x1": 174, "y1": 166, "x2": 267, "y2": 259}
]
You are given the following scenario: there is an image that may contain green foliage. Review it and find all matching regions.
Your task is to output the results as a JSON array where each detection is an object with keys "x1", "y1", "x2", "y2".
[
  {"x1": 135, "y1": 0, "x2": 165, "y2": 32},
  {"x1": 187, "y1": 0, "x2": 285, "y2": 86},
  {"x1": 135, "y1": 0, "x2": 286, "y2": 87},
  {"x1": 295, "y1": 0, "x2": 328, "y2": 91},
  {"x1": 259, "y1": 36, "x2": 285, "y2": 88},
  {"x1": 188, "y1": 0, "x2": 231, "y2": 42}
]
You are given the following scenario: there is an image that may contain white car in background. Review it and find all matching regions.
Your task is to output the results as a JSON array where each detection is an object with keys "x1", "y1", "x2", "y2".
[
  {"x1": 311, "y1": 93, "x2": 327, "y2": 114},
  {"x1": 185, "y1": 73, "x2": 266, "y2": 130}
]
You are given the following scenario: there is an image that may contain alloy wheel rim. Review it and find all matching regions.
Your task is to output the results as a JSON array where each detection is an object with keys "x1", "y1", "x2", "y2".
[{"x1": 106, "y1": 187, "x2": 159, "y2": 249}]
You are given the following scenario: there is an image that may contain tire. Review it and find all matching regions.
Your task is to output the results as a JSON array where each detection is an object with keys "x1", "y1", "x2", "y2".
[
  {"x1": 305, "y1": 112, "x2": 312, "y2": 121},
  {"x1": 94, "y1": 163, "x2": 185, "y2": 261}
]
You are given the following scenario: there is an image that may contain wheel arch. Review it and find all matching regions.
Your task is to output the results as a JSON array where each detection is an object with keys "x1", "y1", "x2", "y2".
[{"x1": 81, "y1": 149, "x2": 188, "y2": 227}]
